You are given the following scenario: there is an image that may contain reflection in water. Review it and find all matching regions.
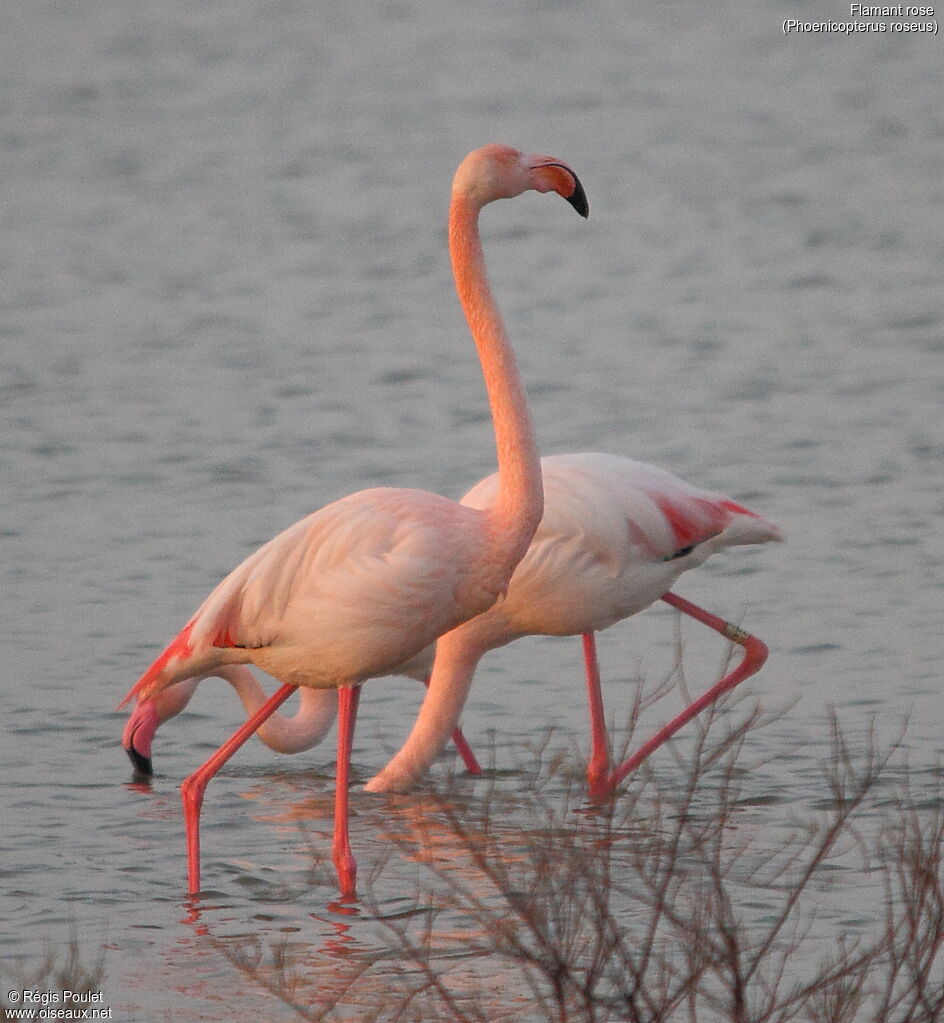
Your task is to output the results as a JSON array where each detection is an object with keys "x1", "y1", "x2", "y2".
[{"x1": 158, "y1": 696, "x2": 943, "y2": 1022}]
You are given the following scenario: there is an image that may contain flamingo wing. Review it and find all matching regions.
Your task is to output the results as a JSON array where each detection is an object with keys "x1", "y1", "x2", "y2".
[
  {"x1": 457, "y1": 453, "x2": 782, "y2": 638},
  {"x1": 120, "y1": 488, "x2": 492, "y2": 706}
]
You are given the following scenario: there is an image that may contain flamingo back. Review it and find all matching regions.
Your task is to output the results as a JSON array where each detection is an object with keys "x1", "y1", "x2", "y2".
[
  {"x1": 457, "y1": 452, "x2": 782, "y2": 640},
  {"x1": 120, "y1": 486, "x2": 504, "y2": 705}
]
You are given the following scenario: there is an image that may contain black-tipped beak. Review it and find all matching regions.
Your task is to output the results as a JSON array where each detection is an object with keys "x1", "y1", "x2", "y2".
[
  {"x1": 566, "y1": 173, "x2": 589, "y2": 219},
  {"x1": 530, "y1": 158, "x2": 590, "y2": 218},
  {"x1": 126, "y1": 743, "x2": 153, "y2": 777}
]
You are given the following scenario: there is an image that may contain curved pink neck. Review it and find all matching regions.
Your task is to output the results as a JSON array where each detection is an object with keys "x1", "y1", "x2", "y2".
[
  {"x1": 220, "y1": 666, "x2": 337, "y2": 754},
  {"x1": 364, "y1": 194, "x2": 546, "y2": 792},
  {"x1": 151, "y1": 667, "x2": 337, "y2": 755},
  {"x1": 449, "y1": 195, "x2": 543, "y2": 566}
]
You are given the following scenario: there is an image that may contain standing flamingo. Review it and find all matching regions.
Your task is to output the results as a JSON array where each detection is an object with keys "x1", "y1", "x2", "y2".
[
  {"x1": 363, "y1": 452, "x2": 782, "y2": 798},
  {"x1": 126, "y1": 454, "x2": 780, "y2": 803},
  {"x1": 118, "y1": 143, "x2": 589, "y2": 898}
]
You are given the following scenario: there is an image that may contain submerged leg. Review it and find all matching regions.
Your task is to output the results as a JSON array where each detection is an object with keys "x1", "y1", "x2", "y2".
[
  {"x1": 181, "y1": 682, "x2": 298, "y2": 895},
  {"x1": 332, "y1": 684, "x2": 362, "y2": 899},
  {"x1": 582, "y1": 632, "x2": 612, "y2": 801}
]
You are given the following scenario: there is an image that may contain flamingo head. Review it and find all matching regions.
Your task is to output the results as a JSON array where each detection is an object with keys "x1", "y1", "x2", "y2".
[
  {"x1": 453, "y1": 144, "x2": 589, "y2": 218},
  {"x1": 122, "y1": 698, "x2": 159, "y2": 776},
  {"x1": 121, "y1": 675, "x2": 203, "y2": 776}
]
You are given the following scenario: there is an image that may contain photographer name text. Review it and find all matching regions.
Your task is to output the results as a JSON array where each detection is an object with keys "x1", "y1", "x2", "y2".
[{"x1": 5, "y1": 990, "x2": 112, "y2": 1021}]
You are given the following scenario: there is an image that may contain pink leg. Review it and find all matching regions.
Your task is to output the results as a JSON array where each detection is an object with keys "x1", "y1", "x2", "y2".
[
  {"x1": 449, "y1": 725, "x2": 483, "y2": 776},
  {"x1": 420, "y1": 676, "x2": 483, "y2": 776},
  {"x1": 181, "y1": 682, "x2": 297, "y2": 895},
  {"x1": 582, "y1": 633, "x2": 611, "y2": 801},
  {"x1": 591, "y1": 592, "x2": 769, "y2": 800},
  {"x1": 332, "y1": 685, "x2": 361, "y2": 899}
]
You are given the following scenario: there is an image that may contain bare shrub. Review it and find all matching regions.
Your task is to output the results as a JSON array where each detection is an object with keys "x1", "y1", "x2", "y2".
[
  {"x1": 204, "y1": 672, "x2": 943, "y2": 1022},
  {"x1": 363, "y1": 706, "x2": 943, "y2": 1022}
]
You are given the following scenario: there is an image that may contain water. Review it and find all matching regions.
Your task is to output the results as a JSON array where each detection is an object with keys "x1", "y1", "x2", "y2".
[{"x1": 2, "y1": 1, "x2": 942, "y2": 1018}]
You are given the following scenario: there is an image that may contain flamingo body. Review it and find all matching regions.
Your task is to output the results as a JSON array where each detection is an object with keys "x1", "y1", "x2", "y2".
[
  {"x1": 451, "y1": 453, "x2": 780, "y2": 643},
  {"x1": 365, "y1": 452, "x2": 781, "y2": 793},
  {"x1": 122, "y1": 490, "x2": 509, "y2": 703}
]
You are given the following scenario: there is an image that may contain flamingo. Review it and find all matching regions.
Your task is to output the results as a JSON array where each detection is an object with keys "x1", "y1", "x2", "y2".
[
  {"x1": 126, "y1": 453, "x2": 781, "y2": 803},
  {"x1": 364, "y1": 452, "x2": 782, "y2": 798},
  {"x1": 118, "y1": 143, "x2": 589, "y2": 898}
]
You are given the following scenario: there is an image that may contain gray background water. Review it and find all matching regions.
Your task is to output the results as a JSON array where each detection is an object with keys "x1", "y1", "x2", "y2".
[{"x1": 2, "y1": 1, "x2": 942, "y2": 1019}]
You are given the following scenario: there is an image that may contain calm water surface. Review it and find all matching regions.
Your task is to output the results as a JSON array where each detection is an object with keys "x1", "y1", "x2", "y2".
[{"x1": 2, "y1": 2, "x2": 942, "y2": 1019}]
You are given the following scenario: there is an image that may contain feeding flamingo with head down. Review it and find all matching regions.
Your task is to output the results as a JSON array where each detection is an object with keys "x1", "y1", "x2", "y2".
[
  {"x1": 126, "y1": 453, "x2": 781, "y2": 802},
  {"x1": 118, "y1": 143, "x2": 589, "y2": 899},
  {"x1": 122, "y1": 665, "x2": 481, "y2": 777}
]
